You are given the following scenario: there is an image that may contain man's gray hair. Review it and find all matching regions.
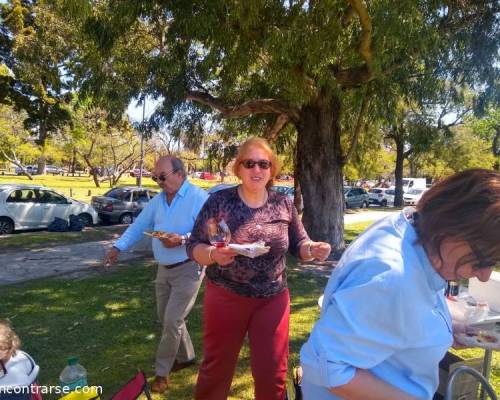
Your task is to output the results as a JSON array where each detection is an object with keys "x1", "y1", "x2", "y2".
[{"x1": 171, "y1": 156, "x2": 187, "y2": 177}]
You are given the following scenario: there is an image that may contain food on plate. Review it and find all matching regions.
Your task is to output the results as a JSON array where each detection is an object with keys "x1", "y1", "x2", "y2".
[
  {"x1": 477, "y1": 333, "x2": 498, "y2": 344},
  {"x1": 144, "y1": 231, "x2": 170, "y2": 238}
]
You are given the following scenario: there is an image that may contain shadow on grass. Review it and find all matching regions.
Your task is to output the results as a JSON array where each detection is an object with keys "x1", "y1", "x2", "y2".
[{"x1": 1, "y1": 262, "x2": 327, "y2": 400}]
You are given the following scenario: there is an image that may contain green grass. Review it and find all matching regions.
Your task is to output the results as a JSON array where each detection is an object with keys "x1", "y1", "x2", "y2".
[
  {"x1": 0, "y1": 225, "x2": 126, "y2": 252},
  {"x1": 344, "y1": 220, "x2": 374, "y2": 242},
  {"x1": 0, "y1": 262, "x2": 324, "y2": 400},
  {"x1": 2, "y1": 260, "x2": 497, "y2": 399},
  {"x1": 1, "y1": 216, "x2": 498, "y2": 398}
]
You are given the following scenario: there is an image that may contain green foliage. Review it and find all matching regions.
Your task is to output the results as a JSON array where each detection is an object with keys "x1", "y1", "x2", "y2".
[
  {"x1": 1, "y1": 0, "x2": 73, "y2": 162},
  {"x1": 0, "y1": 103, "x2": 40, "y2": 164}
]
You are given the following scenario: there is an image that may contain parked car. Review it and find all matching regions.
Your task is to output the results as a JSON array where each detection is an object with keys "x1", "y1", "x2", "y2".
[
  {"x1": 91, "y1": 186, "x2": 158, "y2": 224},
  {"x1": 129, "y1": 168, "x2": 152, "y2": 178},
  {"x1": 344, "y1": 186, "x2": 370, "y2": 208},
  {"x1": 368, "y1": 187, "x2": 395, "y2": 207},
  {"x1": 15, "y1": 165, "x2": 38, "y2": 175},
  {"x1": 270, "y1": 185, "x2": 303, "y2": 213},
  {"x1": 0, "y1": 184, "x2": 98, "y2": 235},
  {"x1": 207, "y1": 183, "x2": 237, "y2": 194},
  {"x1": 45, "y1": 165, "x2": 65, "y2": 175},
  {"x1": 403, "y1": 188, "x2": 428, "y2": 206},
  {"x1": 199, "y1": 172, "x2": 216, "y2": 180}
]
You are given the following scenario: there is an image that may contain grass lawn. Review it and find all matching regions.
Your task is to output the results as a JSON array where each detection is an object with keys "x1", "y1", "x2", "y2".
[
  {"x1": 0, "y1": 262, "x2": 325, "y2": 400},
  {"x1": 1, "y1": 221, "x2": 498, "y2": 398},
  {"x1": 0, "y1": 225, "x2": 127, "y2": 252}
]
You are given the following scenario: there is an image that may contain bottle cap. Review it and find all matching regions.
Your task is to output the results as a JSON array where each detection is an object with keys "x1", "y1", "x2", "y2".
[{"x1": 67, "y1": 356, "x2": 78, "y2": 366}]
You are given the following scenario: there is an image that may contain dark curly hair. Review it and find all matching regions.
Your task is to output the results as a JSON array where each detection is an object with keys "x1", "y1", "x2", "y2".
[{"x1": 416, "y1": 169, "x2": 500, "y2": 269}]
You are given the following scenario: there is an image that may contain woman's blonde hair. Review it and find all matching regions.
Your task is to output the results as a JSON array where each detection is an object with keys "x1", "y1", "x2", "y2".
[
  {"x1": 232, "y1": 137, "x2": 281, "y2": 188},
  {"x1": 0, "y1": 319, "x2": 21, "y2": 358}
]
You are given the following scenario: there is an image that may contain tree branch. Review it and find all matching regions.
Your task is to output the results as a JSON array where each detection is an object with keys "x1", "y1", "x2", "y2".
[
  {"x1": 331, "y1": 64, "x2": 373, "y2": 88},
  {"x1": 348, "y1": 0, "x2": 373, "y2": 75},
  {"x1": 266, "y1": 114, "x2": 290, "y2": 142},
  {"x1": 186, "y1": 91, "x2": 300, "y2": 122},
  {"x1": 342, "y1": 86, "x2": 371, "y2": 164}
]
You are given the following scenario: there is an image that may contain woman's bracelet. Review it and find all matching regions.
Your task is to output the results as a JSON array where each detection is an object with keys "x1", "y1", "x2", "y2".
[
  {"x1": 208, "y1": 246, "x2": 216, "y2": 264},
  {"x1": 307, "y1": 241, "x2": 314, "y2": 259}
]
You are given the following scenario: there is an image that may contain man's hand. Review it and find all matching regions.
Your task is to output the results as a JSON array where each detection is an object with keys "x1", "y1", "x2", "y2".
[
  {"x1": 211, "y1": 246, "x2": 238, "y2": 266},
  {"x1": 159, "y1": 233, "x2": 183, "y2": 248},
  {"x1": 310, "y1": 242, "x2": 332, "y2": 261},
  {"x1": 103, "y1": 247, "x2": 120, "y2": 267}
]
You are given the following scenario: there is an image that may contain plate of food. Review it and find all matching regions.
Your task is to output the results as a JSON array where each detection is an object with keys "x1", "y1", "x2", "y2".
[
  {"x1": 144, "y1": 231, "x2": 170, "y2": 238},
  {"x1": 455, "y1": 329, "x2": 500, "y2": 350}
]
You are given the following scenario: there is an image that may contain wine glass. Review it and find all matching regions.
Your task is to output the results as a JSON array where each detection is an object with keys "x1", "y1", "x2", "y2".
[{"x1": 207, "y1": 218, "x2": 231, "y2": 248}]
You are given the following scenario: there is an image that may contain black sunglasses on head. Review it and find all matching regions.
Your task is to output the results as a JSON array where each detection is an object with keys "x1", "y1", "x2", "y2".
[{"x1": 240, "y1": 159, "x2": 272, "y2": 170}]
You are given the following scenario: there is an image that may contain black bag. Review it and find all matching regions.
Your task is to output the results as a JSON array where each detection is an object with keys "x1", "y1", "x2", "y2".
[
  {"x1": 47, "y1": 217, "x2": 69, "y2": 232},
  {"x1": 68, "y1": 214, "x2": 85, "y2": 232}
]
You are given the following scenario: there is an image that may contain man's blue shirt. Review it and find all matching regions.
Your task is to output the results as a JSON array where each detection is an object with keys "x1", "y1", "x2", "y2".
[
  {"x1": 114, "y1": 180, "x2": 208, "y2": 265},
  {"x1": 300, "y1": 210, "x2": 452, "y2": 399}
]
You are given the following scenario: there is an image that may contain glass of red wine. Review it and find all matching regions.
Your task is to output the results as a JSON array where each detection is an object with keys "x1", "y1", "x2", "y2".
[{"x1": 207, "y1": 218, "x2": 231, "y2": 248}]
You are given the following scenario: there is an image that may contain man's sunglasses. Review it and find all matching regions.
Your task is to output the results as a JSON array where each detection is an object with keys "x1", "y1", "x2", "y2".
[
  {"x1": 240, "y1": 159, "x2": 272, "y2": 170},
  {"x1": 151, "y1": 169, "x2": 177, "y2": 182}
]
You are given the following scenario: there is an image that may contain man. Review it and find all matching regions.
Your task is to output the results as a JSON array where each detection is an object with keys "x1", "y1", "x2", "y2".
[{"x1": 103, "y1": 156, "x2": 208, "y2": 393}]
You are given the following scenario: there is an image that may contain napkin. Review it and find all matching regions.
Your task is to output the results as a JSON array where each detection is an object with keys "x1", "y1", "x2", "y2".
[{"x1": 228, "y1": 241, "x2": 270, "y2": 258}]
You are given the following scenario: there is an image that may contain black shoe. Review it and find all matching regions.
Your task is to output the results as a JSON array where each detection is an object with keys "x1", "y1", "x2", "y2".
[{"x1": 171, "y1": 358, "x2": 196, "y2": 372}]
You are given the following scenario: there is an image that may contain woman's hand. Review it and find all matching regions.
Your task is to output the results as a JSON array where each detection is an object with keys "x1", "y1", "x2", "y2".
[
  {"x1": 211, "y1": 246, "x2": 239, "y2": 266},
  {"x1": 310, "y1": 242, "x2": 332, "y2": 261}
]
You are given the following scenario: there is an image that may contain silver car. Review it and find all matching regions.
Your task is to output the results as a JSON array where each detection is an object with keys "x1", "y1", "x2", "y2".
[
  {"x1": 344, "y1": 186, "x2": 370, "y2": 208},
  {"x1": 91, "y1": 186, "x2": 158, "y2": 224},
  {"x1": 0, "y1": 184, "x2": 98, "y2": 234}
]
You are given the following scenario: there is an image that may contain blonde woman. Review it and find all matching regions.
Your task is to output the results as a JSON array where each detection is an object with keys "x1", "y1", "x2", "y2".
[
  {"x1": 0, "y1": 320, "x2": 40, "y2": 400},
  {"x1": 187, "y1": 137, "x2": 331, "y2": 400}
]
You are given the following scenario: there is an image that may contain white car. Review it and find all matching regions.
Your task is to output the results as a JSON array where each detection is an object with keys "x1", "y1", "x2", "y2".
[
  {"x1": 0, "y1": 184, "x2": 98, "y2": 235},
  {"x1": 15, "y1": 165, "x2": 38, "y2": 175},
  {"x1": 403, "y1": 188, "x2": 428, "y2": 206},
  {"x1": 368, "y1": 188, "x2": 395, "y2": 207}
]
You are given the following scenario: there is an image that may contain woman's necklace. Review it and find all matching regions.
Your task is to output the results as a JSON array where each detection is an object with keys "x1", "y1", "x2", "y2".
[{"x1": 238, "y1": 186, "x2": 268, "y2": 208}]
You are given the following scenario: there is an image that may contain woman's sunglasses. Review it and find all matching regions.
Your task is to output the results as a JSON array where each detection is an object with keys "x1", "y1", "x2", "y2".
[
  {"x1": 151, "y1": 169, "x2": 177, "y2": 182},
  {"x1": 240, "y1": 159, "x2": 272, "y2": 170}
]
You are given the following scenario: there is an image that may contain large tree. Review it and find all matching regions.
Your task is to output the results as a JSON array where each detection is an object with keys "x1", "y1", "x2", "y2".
[
  {"x1": 1, "y1": 0, "x2": 72, "y2": 174},
  {"x1": 62, "y1": 0, "x2": 499, "y2": 249}
]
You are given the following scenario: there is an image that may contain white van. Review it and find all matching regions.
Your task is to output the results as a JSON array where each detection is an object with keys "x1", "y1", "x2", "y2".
[{"x1": 402, "y1": 178, "x2": 426, "y2": 193}]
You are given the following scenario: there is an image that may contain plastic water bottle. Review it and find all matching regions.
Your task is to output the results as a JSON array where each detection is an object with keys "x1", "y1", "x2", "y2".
[{"x1": 59, "y1": 356, "x2": 88, "y2": 391}]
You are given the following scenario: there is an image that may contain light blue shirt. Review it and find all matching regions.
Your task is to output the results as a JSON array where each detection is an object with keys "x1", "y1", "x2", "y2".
[
  {"x1": 300, "y1": 210, "x2": 453, "y2": 400},
  {"x1": 114, "y1": 180, "x2": 208, "y2": 265}
]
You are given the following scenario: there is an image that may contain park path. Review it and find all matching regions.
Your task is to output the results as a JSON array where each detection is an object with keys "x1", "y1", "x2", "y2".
[
  {"x1": 0, "y1": 239, "x2": 152, "y2": 286},
  {"x1": 0, "y1": 209, "x2": 398, "y2": 286}
]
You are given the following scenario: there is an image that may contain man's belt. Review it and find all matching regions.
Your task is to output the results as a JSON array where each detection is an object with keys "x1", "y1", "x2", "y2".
[{"x1": 163, "y1": 259, "x2": 191, "y2": 269}]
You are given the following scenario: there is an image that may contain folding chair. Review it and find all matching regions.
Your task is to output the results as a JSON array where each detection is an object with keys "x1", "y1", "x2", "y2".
[{"x1": 109, "y1": 371, "x2": 152, "y2": 400}]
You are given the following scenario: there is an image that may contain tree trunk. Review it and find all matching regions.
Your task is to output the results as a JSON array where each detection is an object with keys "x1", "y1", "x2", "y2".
[
  {"x1": 394, "y1": 137, "x2": 405, "y2": 207},
  {"x1": 493, "y1": 127, "x2": 499, "y2": 171},
  {"x1": 293, "y1": 146, "x2": 303, "y2": 213},
  {"x1": 296, "y1": 100, "x2": 345, "y2": 252},
  {"x1": 36, "y1": 123, "x2": 48, "y2": 175}
]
